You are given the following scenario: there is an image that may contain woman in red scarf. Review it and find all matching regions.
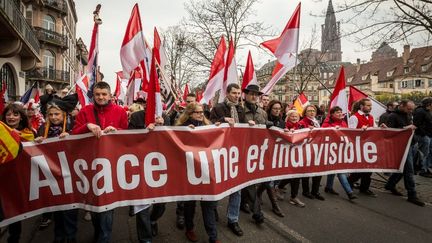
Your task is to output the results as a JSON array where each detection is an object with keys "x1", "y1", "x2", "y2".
[{"x1": 322, "y1": 106, "x2": 357, "y2": 200}]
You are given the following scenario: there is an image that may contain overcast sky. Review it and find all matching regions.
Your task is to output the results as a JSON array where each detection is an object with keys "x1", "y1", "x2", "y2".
[{"x1": 74, "y1": 0, "x2": 408, "y2": 88}]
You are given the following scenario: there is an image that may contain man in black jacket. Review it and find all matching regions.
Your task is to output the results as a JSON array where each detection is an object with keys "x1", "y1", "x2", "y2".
[
  {"x1": 128, "y1": 110, "x2": 166, "y2": 242},
  {"x1": 385, "y1": 100, "x2": 425, "y2": 206},
  {"x1": 209, "y1": 83, "x2": 245, "y2": 237},
  {"x1": 413, "y1": 97, "x2": 432, "y2": 177}
]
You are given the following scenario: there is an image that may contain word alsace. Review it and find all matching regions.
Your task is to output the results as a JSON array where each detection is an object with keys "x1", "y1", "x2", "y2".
[{"x1": 0, "y1": 125, "x2": 412, "y2": 226}]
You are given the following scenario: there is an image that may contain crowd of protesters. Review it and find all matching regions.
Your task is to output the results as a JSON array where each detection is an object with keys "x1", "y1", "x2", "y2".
[{"x1": 1, "y1": 81, "x2": 430, "y2": 243}]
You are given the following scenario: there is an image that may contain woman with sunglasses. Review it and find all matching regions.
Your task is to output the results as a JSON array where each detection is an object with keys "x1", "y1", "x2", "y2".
[{"x1": 175, "y1": 103, "x2": 220, "y2": 243}]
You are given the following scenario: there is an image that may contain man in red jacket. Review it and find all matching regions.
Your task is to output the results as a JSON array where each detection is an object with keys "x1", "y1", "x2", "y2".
[{"x1": 71, "y1": 81, "x2": 128, "y2": 243}]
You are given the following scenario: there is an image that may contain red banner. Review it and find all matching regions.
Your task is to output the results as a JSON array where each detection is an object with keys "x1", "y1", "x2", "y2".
[{"x1": 0, "y1": 125, "x2": 413, "y2": 226}]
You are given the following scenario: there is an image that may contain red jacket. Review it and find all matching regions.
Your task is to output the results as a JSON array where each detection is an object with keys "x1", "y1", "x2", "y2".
[
  {"x1": 298, "y1": 116, "x2": 320, "y2": 128},
  {"x1": 285, "y1": 121, "x2": 304, "y2": 130},
  {"x1": 322, "y1": 117, "x2": 348, "y2": 128},
  {"x1": 72, "y1": 103, "x2": 128, "y2": 135}
]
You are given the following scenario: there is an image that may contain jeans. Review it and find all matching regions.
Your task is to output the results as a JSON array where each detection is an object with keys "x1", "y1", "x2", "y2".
[
  {"x1": 92, "y1": 210, "x2": 114, "y2": 243},
  {"x1": 386, "y1": 146, "x2": 417, "y2": 199},
  {"x1": 226, "y1": 190, "x2": 241, "y2": 224},
  {"x1": 417, "y1": 135, "x2": 432, "y2": 171},
  {"x1": 54, "y1": 209, "x2": 78, "y2": 241},
  {"x1": 326, "y1": 174, "x2": 353, "y2": 194},
  {"x1": 136, "y1": 203, "x2": 166, "y2": 243},
  {"x1": 184, "y1": 201, "x2": 218, "y2": 241}
]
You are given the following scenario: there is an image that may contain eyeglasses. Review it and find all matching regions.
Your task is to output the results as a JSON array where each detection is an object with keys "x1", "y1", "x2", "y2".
[
  {"x1": 193, "y1": 111, "x2": 204, "y2": 114},
  {"x1": 306, "y1": 110, "x2": 316, "y2": 112}
]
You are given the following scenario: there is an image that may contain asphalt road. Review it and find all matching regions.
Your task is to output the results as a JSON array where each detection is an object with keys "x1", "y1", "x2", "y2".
[{"x1": 1, "y1": 176, "x2": 431, "y2": 243}]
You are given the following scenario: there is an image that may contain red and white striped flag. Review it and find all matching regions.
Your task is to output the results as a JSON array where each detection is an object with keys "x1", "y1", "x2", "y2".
[
  {"x1": 329, "y1": 66, "x2": 348, "y2": 114},
  {"x1": 261, "y1": 3, "x2": 301, "y2": 94},
  {"x1": 145, "y1": 49, "x2": 163, "y2": 125},
  {"x1": 201, "y1": 36, "x2": 226, "y2": 104},
  {"x1": 219, "y1": 38, "x2": 238, "y2": 102},
  {"x1": 120, "y1": 4, "x2": 151, "y2": 80},
  {"x1": 241, "y1": 51, "x2": 258, "y2": 90}
]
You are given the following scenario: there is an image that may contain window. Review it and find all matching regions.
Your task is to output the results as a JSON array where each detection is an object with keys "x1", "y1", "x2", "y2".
[
  {"x1": 0, "y1": 64, "x2": 16, "y2": 100},
  {"x1": 404, "y1": 67, "x2": 410, "y2": 74},
  {"x1": 389, "y1": 83, "x2": 393, "y2": 88},
  {"x1": 323, "y1": 73, "x2": 327, "y2": 79},
  {"x1": 415, "y1": 79, "x2": 422, "y2": 88},
  {"x1": 329, "y1": 80, "x2": 334, "y2": 85},
  {"x1": 378, "y1": 83, "x2": 386, "y2": 88},
  {"x1": 421, "y1": 65, "x2": 428, "y2": 72},
  {"x1": 429, "y1": 79, "x2": 432, "y2": 88},
  {"x1": 386, "y1": 70, "x2": 394, "y2": 77},
  {"x1": 361, "y1": 74, "x2": 368, "y2": 81},
  {"x1": 408, "y1": 59, "x2": 414, "y2": 64},
  {"x1": 401, "y1": 81, "x2": 408, "y2": 88},
  {"x1": 313, "y1": 95, "x2": 318, "y2": 101},
  {"x1": 347, "y1": 77, "x2": 353, "y2": 83},
  {"x1": 43, "y1": 50, "x2": 55, "y2": 69},
  {"x1": 43, "y1": 15, "x2": 55, "y2": 31},
  {"x1": 425, "y1": 56, "x2": 431, "y2": 61}
]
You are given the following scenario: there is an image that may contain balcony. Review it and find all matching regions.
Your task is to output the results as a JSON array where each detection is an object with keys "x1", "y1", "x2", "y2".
[
  {"x1": 34, "y1": 27, "x2": 68, "y2": 49},
  {"x1": 26, "y1": 67, "x2": 70, "y2": 83},
  {"x1": 0, "y1": 0, "x2": 40, "y2": 62},
  {"x1": 42, "y1": 0, "x2": 67, "y2": 15}
]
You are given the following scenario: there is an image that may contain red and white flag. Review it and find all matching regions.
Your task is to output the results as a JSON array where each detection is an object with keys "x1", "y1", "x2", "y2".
[
  {"x1": 219, "y1": 38, "x2": 238, "y2": 102},
  {"x1": 125, "y1": 69, "x2": 144, "y2": 106},
  {"x1": 145, "y1": 49, "x2": 163, "y2": 125},
  {"x1": 349, "y1": 85, "x2": 386, "y2": 119},
  {"x1": 86, "y1": 9, "x2": 100, "y2": 100},
  {"x1": 76, "y1": 74, "x2": 91, "y2": 107},
  {"x1": 329, "y1": 66, "x2": 348, "y2": 114},
  {"x1": 120, "y1": 4, "x2": 151, "y2": 80},
  {"x1": 153, "y1": 27, "x2": 168, "y2": 71},
  {"x1": 260, "y1": 3, "x2": 301, "y2": 94},
  {"x1": 182, "y1": 83, "x2": 190, "y2": 101},
  {"x1": 201, "y1": 36, "x2": 226, "y2": 104},
  {"x1": 241, "y1": 51, "x2": 258, "y2": 90}
]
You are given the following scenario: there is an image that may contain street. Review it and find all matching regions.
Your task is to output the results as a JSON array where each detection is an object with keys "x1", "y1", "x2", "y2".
[{"x1": 1, "y1": 174, "x2": 431, "y2": 243}]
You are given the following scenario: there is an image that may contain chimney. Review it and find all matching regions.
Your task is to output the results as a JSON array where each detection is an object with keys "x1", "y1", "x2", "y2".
[
  {"x1": 402, "y1": 45, "x2": 410, "y2": 64},
  {"x1": 356, "y1": 58, "x2": 361, "y2": 72}
]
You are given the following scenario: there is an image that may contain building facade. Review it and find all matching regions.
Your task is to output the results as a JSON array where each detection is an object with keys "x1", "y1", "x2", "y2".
[
  {"x1": 0, "y1": 0, "x2": 40, "y2": 100},
  {"x1": 23, "y1": 0, "x2": 78, "y2": 91}
]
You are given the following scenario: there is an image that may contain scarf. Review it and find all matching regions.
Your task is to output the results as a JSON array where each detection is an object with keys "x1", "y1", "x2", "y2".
[{"x1": 224, "y1": 97, "x2": 240, "y2": 123}]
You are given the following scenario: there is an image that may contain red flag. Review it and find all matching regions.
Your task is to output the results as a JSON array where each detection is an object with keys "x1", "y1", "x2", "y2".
[
  {"x1": 219, "y1": 38, "x2": 238, "y2": 102},
  {"x1": 0, "y1": 83, "x2": 6, "y2": 114},
  {"x1": 260, "y1": 3, "x2": 301, "y2": 94},
  {"x1": 196, "y1": 89, "x2": 203, "y2": 102},
  {"x1": 241, "y1": 51, "x2": 258, "y2": 90},
  {"x1": 348, "y1": 85, "x2": 367, "y2": 110},
  {"x1": 182, "y1": 83, "x2": 190, "y2": 101},
  {"x1": 329, "y1": 66, "x2": 348, "y2": 114},
  {"x1": 349, "y1": 85, "x2": 386, "y2": 118},
  {"x1": 153, "y1": 27, "x2": 162, "y2": 65},
  {"x1": 120, "y1": 4, "x2": 151, "y2": 79},
  {"x1": 76, "y1": 74, "x2": 91, "y2": 106},
  {"x1": 33, "y1": 89, "x2": 40, "y2": 104},
  {"x1": 201, "y1": 36, "x2": 227, "y2": 104},
  {"x1": 145, "y1": 49, "x2": 162, "y2": 126},
  {"x1": 114, "y1": 72, "x2": 121, "y2": 98}
]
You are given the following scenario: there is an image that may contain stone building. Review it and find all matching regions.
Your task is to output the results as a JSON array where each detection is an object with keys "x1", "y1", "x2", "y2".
[
  {"x1": 23, "y1": 0, "x2": 78, "y2": 91},
  {"x1": 0, "y1": 0, "x2": 40, "y2": 100}
]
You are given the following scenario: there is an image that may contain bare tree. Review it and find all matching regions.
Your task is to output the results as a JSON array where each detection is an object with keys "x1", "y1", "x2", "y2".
[
  {"x1": 180, "y1": 0, "x2": 271, "y2": 87},
  {"x1": 333, "y1": 0, "x2": 432, "y2": 48}
]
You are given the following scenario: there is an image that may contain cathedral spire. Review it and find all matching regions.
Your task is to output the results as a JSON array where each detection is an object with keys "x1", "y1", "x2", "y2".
[{"x1": 321, "y1": 0, "x2": 342, "y2": 61}]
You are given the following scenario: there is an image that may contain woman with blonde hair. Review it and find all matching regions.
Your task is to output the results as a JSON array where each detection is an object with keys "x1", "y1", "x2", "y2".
[{"x1": 175, "y1": 103, "x2": 218, "y2": 243}]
